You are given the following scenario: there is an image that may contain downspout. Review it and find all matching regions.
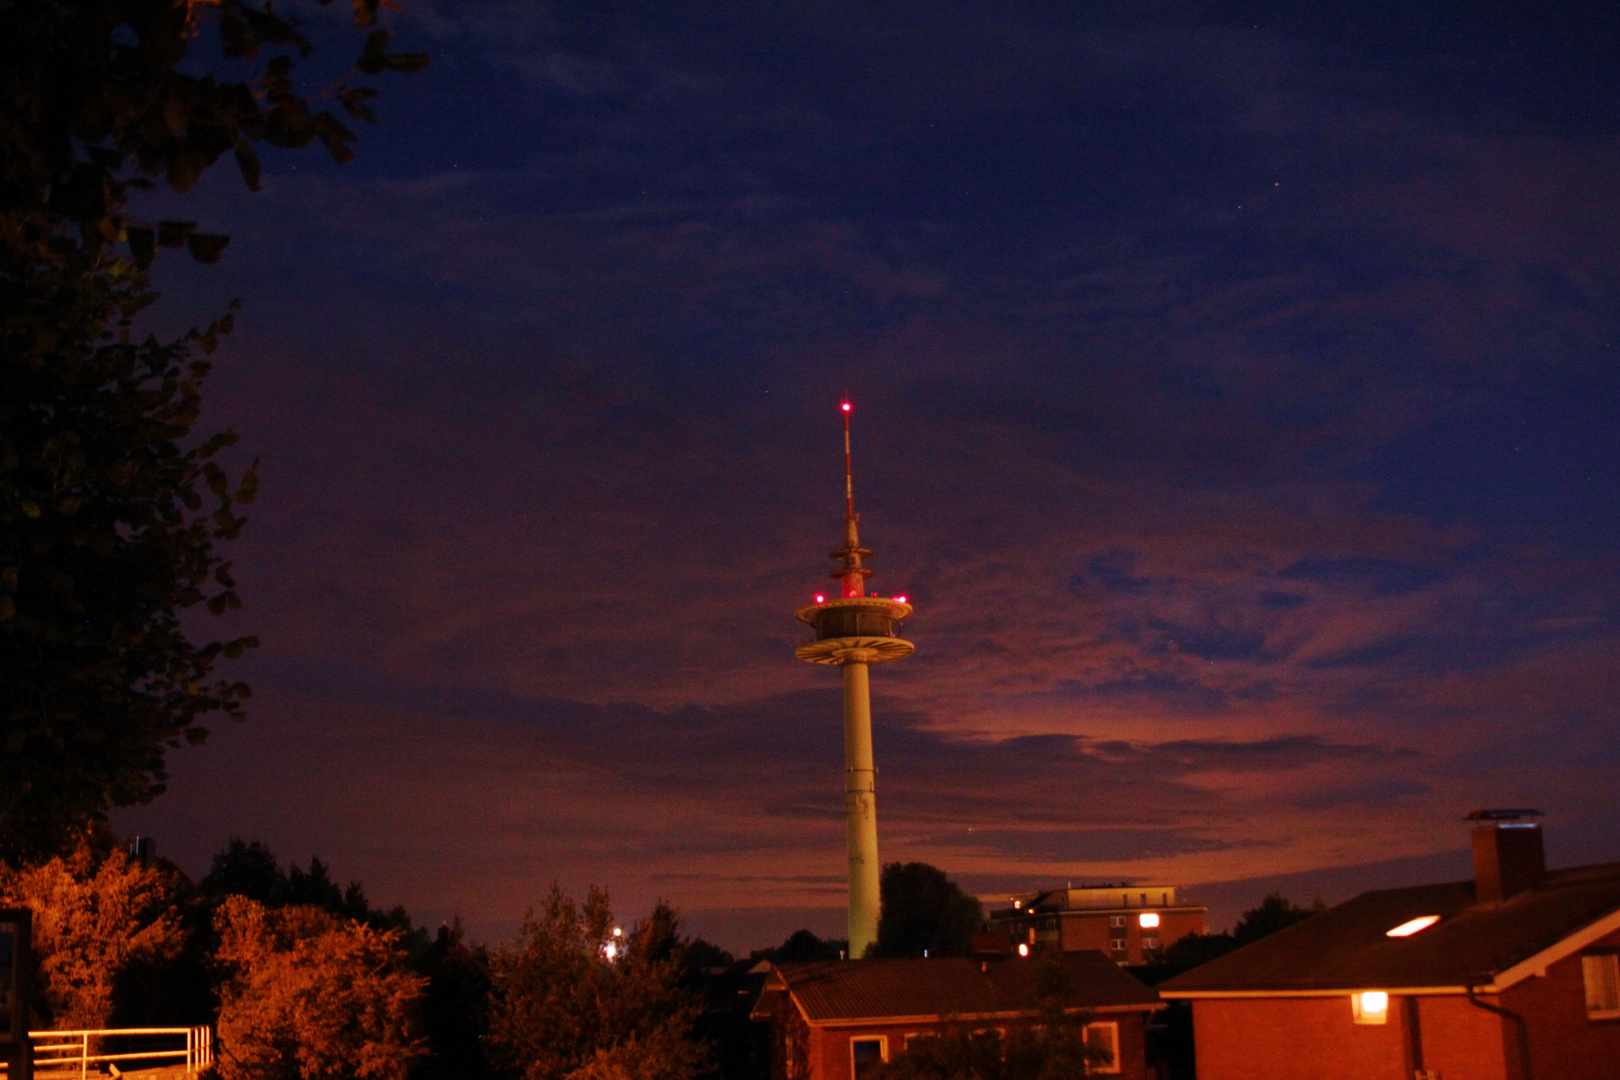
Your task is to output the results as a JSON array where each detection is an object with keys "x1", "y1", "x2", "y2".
[
  {"x1": 1465, "y1": 986, "x2": 1532, "y2": 1080},
  {"x1": 1401, "y1": 995, "x2": 1425, "y2": 1078}
]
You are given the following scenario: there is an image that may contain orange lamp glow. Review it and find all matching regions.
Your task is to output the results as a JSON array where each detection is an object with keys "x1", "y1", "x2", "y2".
[{"x1": 1017, "y1": 943, "x2": 1030, "y2": 957}]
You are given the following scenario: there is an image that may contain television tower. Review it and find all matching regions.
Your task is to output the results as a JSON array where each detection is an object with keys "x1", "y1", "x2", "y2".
[{"x1": 795, "y1": 398, "x2": 913, "y2": 959}]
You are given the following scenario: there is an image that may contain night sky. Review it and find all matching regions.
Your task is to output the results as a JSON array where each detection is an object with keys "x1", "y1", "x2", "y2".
[{"x1": 116, "y1": 2, "x2": 1620, "y2": 952}]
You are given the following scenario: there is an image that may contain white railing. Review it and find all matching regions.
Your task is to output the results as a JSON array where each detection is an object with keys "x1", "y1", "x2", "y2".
[{"x1": 1, "y1": 1027, "x2": 213, "y2": 1079}]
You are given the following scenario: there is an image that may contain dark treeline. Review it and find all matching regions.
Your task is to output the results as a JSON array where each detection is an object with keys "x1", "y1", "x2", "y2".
[{"x1": 0, "y1": 831, "x2": 1321, "y2": 1080}]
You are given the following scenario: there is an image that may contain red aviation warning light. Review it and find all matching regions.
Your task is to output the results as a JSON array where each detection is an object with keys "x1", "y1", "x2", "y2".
[
  {"x1": 815, "y1": 593, "x2": 826, "y2": 604},
  {"x1": 841, "y1": 400, "x2": 852, "y2": 412}
]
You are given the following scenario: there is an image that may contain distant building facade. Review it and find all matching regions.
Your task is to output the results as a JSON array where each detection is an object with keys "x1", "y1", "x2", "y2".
[
  {"x1": 1160, "y1": 811, "x2": 1620, "y2": 1080},
  {"x1": 751, "y1": 953, "x2": 1163, "y2": 1080},
  {"x1": 988, "y1": 884, "x2": 1208, "y2": 964}
]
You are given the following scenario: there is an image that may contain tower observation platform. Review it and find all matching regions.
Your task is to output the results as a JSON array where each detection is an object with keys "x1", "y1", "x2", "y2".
[{"x1": 794, "y1": 398, "x2": 912, "y2": 958}]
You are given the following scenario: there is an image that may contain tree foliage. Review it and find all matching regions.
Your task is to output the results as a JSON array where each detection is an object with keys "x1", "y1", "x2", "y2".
[
  {"x1": 0, "y1": 831, "x2": 189, "y2": 1028},
  {"x1": 214, "y1": 896, "x2": 426, "y2": 1080},
  {"x1": 750, "y1": 928, "x2": 846, "y2": 964},
  {"x1": 0, "y1": 0, "x2": 424, "y2": 858},
  {"x1": 868, "y1": 955, "x2": 1110, "y2": 1080},
  {"x1": 876, "y1": 862, "x2": 983, "y2": 959},
  {"x1": 1230, "y1": 892, "x2": 1322, "y2": 946},
  {"x1": 1136, "y1": 892, "x2": 1324, "y2": 985},
  {"x1": 201, "y1": 836, "x2": 419, "y2": 938},
  {"x1": 0, "y1": 0, "x2": 427, "y2": 260},
  {"x1": 487, "y1": 886, "x2": 708, "y2": 1080}
]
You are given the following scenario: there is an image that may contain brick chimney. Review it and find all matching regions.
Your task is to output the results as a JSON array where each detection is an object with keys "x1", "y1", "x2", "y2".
[{"x1": 1467, "y1": 808, "x2": 1546, "y2": 904}]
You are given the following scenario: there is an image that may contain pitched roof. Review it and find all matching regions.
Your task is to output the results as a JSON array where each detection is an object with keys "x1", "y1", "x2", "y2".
[
  {"x1": 1160, "y1": 860, "x2": 1620, "y2": 996},
  {"x1": 767, "y1": 952, "x2": 1162, "y2": 1023}
]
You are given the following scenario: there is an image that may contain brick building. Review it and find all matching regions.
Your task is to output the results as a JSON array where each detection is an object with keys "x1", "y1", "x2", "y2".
[
  {"x1": 751, "y1": 952, "x2": 1163, "y2": 1080},
  {"x1": 1159, "y1": 810, "x2": 1620, "y2": 1080},
  {"x1": 988, "y1": 884, "x2": 1207, "y2": 964}
]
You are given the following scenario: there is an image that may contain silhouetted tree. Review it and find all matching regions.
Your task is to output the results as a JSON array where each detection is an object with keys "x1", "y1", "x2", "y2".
[
  {"x1": 417, "y1": 921, "x2": 495, "y2": 1080},
  {"x1": 202, "y1": 838, "x2": 285, "y2": 904},
  {"x1": 199, "y1": 837, "x2": 420, "y2": 943},
  {"x1": 0, "y1": 0, "x2": 425, "y2": 859},
  {"x1": 1231, "y1": 892, "x2": 1322, "y2": 945},
  {"x1": 876, "y1": 863, "x2": 983, "y2": 958},
  {"x1": 1135, "y1": 892, "x2": 1325, "y2": 986},
  {"x1": 752, "y1": 929, "x2": 846, "y2": 963}
]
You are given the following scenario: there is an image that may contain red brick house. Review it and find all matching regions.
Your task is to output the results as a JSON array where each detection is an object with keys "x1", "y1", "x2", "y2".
[
  {"x1": 1159, "y1": 810, "x2": 1620, "y2": 1080},
  {"x1": 751, "y1": 952, "x2": 1163, "y2": 1080}
]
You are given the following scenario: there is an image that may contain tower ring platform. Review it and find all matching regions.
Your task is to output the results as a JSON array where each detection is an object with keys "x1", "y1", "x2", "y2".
[
  {"x1": 795, "y1": 596, "x2": 914, "y2": 664},
  {"x1": 795, "y1": 635, "x2": 915, "y2": 664}
]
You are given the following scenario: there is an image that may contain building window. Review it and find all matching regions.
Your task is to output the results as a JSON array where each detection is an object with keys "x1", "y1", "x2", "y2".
[
  {"x1": 1142, "y1": 935, "x2": 1160, "y2": 950},
  {"x1": 1583, "y1": 954, "x2": 1620, "y2": 1019},
  {"x1": 851, "y1": 1037, "x2": 888, "y2": 1079},
  {"x1": 1109, "y1": 936, "x2": 1127, "y2": 952},
  {"x1": 1109, "y1": 915, "x2": 1126, "y2": 928},
  {"x1": 1352, "y1": 991, "x2": 1389, "y2": 1025},
  {"x1": 1082, "y1": 1022, "x2": 1119, "y2": 1074}
]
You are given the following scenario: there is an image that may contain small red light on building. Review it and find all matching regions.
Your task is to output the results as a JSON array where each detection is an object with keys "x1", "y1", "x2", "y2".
[
  {"x1": 841, "y1": 401, "x2": 852, "y2": 412},
  {"x1": 814, "y1": 594, "x2": 826, "y2": 603},
  {"x1": 894, "y1": 595, "x2": 907, "y2": 603}
]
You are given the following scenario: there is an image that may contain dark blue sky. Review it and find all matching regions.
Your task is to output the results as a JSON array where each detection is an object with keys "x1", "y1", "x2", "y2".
[{"x1": 119, "y1": 1, "x2": 1620, "y2": 949}]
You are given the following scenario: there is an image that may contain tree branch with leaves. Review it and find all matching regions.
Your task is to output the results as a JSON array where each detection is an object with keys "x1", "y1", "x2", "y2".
[{"x1": 0, "y1": 0, "x2": 425, "y2": 858}]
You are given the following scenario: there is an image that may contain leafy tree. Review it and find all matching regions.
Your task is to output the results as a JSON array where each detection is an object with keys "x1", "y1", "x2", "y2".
[
  {"x1": 200, "y1": 837, "x2": 284, "y2": 904},
  {"x1": 214, "y1": 895, "x2": 426, "y2": 1080},
  {"x1": 751, "y1": 929, "x2": 846, "y2": 964},
  {"x1": 487, "y1": 886, "x2": 708, "y2": 1080},
  {"x1": 876, "y1": 862, "x2": 983, "y2": 959},
  {"x1": 1135, "y1": 892, "x2": 1325, "y2": 985},
  {"x1": 417, "y1": 921, "x2": 495, "y2": 1080},
  {"x1": 0, "y1": 830, "x2": 189, "y2": 1028},
  {"x1": 0, "y1": 0, "x2": 425, "y2": 859},
  {"x1": 200, "y1": 836, "x2": 420, "y2": 939},
  {"x1": 868, "y1": 954, "x2": 1110, "y2": 1080},
  {"x1": 1231, "y1": 892, "x2": 1322, "y2": 945}
]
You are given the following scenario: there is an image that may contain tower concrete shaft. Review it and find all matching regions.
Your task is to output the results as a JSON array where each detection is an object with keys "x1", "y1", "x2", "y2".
[
  {"x1": 842, "y1": 651, "x2": 880, "y2": 956},
  {"x1": 795, "y1": 399, "x2": 912, "y2": 961}
]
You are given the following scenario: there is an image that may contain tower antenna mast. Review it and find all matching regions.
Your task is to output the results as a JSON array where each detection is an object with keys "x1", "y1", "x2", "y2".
[
  {"x1": 843, "y1": 395, "x2": 855, "y2": 520},
  {"x1": 795, "y1": 397, "x2": 914, "y2": 959}
]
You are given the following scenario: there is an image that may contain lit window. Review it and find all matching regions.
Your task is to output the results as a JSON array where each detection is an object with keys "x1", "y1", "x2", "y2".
[
  {"x1": 1139, "y1": 913, "x2": 1160, "y2": 928},
  {"x1": 851, "y1": 1037, "x2": 887, "y2": 1079},
  {"x1": 1386, "y1": 915, "x2": 1440, "y2": 938},
  {"x1": 1584, "y1": 954, "x2": 1620, "y2": 1019},
  {"x1": 1352, "y1": 991, "x2": 1389, "y2": 1025},
  {"x1": 1082, "y1": 1022, "x2": 1119, "y2": 1074}
]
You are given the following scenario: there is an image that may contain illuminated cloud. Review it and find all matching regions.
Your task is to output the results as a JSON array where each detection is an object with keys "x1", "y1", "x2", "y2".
[{"x1": 119, "y1": 2, "x2": 1620, "y2": 950}]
